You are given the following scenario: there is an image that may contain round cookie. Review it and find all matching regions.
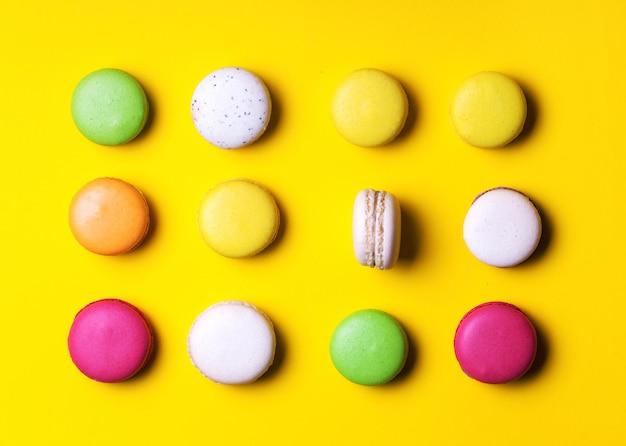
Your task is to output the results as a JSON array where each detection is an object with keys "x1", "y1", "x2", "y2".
[
  {"x1": 197, "y1": 179, "x2": 280, "y2": 258},
  {"x1": 330, "y1": 309, "x2": 408, "y2": 385},
  {"x1": 69, "y1": 177, "x2": 150, "y2": 256},
  {"x1": 191, "y1": 67, "x2": 272, "y2": 149},
  {"x1": 450, "y1": 71, "x2": 526, "y2": 148},
  {"x1": 331, "y1": 69, "x2": 408, "y2": 147},
  {"x1": 463, "y1": 187, "x2": 542, "y2": 267},
  {"x1": 352, "y1": 189, "x2": 401, "y2": 270},
  {"x1": 71, "y1": 68, "x2": 149, "y2": 145},
  {"x1": 454, "y1": 301, "x2": 537, "y2": 384},
  {"x1": 68, "y1": 299, "x2": 154, "y2": 383},
  {"x1": 187, "y1": 300, "x2": 276, "y2": 384}
]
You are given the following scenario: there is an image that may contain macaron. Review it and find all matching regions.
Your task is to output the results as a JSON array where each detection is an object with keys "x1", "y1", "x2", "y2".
[
  {"x1": 68, "y1": 177, "x2": 150, "y2": 256},
  {"x1": 331, "y1": 68, "x2": 408, "y2": 147},
  {"x1": 450, "y1": 71, "x2": 527, "y2": 148},
  {"x1": 191, "y1": 67, "x2": 272, "y2": 149},
  {"x1": 68, "y1": 299, "x2": 154, "y2": 383},
  {"x1": 463, "y1": 187, "x2": 542, "y2": 267},
  {"x1": 197, "y1": 178, "x2": 280, "y2": 258},
  {"x1": 330, "y1": 309, "x2": 408, "y2": 385},
  {"x1": 454, "y1": 301, "x2": 537, "y2": 384},
  {"x1": 352, "y1": 189, "x2": 401, "y2": 269},
  {"x1": 71, "y1": 68, "x2": 149, "y2": 145},
  {"x1": 187, "y1": 300, "x2": 276, "y2": 384}
]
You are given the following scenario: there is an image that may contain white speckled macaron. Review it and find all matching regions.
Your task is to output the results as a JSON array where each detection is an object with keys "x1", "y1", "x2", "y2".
[
  {"x1": 191, "y1": 67, "x2": 272, "y2": 149},
  {"x1": 352, "y1": 189, "x2": 401, "y2": 270},
  {"x1": 463, "y1": 187, "x2": 542, "y2": 267},
  {"x1": 187, "y1": 300, "x2": 276, "y2": 384}
]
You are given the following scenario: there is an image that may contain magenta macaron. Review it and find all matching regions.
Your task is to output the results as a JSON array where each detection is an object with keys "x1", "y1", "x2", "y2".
[
  {"x1": 454, "y1": 301, "x2": 537, "y2": 384},
  {"x1": 68, "y1": 299, "x2": 154, "y2": 382}
]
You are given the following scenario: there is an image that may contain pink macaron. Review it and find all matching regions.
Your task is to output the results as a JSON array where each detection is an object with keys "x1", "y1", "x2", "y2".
[
  {"x1": 68, "y1": 299, "x2": 154, "y2": 382},
  {"x1": 454, "y1": 301, "x2": 537, "y2": 384}
]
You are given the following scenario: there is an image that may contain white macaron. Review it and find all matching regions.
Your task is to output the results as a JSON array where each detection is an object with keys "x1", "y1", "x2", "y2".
[
  {"x1": 352, "y1": 189, "x2": 401, "y2": 270},
  {"x1": 463, "y1": 187, "x2": 542, "y2": 267},
  {"x1": 191, "y1": 67, "x2": 271, "y2": 149},
  {"x1": 187, "y1": 300, "x2": 276, "y2": 384}
]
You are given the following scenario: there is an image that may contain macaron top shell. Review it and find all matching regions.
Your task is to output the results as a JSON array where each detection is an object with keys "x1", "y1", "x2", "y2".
[
  {"x1": 454, "y1": 301, "x2": 537, "y2": 384},
  {"x1": 191, "y1": 67, "x2": 272, "y2": 149},
  {"x1": 197, "y1": 179, "x2": 280, "y2": 258},
  {"x1": 331, "y1": 68, "x2": 408, "y2": 147},
  {"x1": 68, "y1": 299, "x2": 153, "y2": 383},
  {"x1": 353, "y1": 189, "x2": 401, "y2": 269},
  {"x1": 71, "y1": 68, "x2": 149, "y2": 146},
  {"x1": 330, "y1": 309, "x2": 408, "y2": 386},
  {"x1": 187, "y1": 300, "x2": 276, "y2": 384},
  {"x1": 450, "y1": 71, "x2": 526, "y2": 148},
  {"x1": 463, "y1": 187, "x2": 541, "y2": 267},
  {"x1": 69, "y1": 177, "x2": 150, "y2": 255}
]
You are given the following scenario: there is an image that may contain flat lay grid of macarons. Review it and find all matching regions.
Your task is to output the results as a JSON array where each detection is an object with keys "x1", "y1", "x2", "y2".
[{"x1": 2, "y1": 1, "x2": 626, "y2": 445}]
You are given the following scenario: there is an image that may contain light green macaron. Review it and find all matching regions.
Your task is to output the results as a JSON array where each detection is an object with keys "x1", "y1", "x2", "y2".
[
  {"x1": 71, "y1": 68, "x2": 149, "y2": 145},
  {"x1": 330, "y1": 309, "x2": 408, "y2": 385}
]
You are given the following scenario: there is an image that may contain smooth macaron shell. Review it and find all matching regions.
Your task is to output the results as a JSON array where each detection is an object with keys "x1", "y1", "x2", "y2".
[
  {"x1": 71, "y1": 68, "x2": 149, "y2": 145},
  {"x1": 463, "y1": 187, "x2": 542, "y2": 267},
  {"x1": 449, "y1": 71, "x2": 527, "y2": 148},
  {"x1": 331, "y1": 68, "x2": 408, "y2": 147},
  {"x1": 197, "y1": 179, "x2": 280, "y2": 258},
  {"x1": 454, "y1": 301, "x2": 537, "y2": 384},
  {"x1": 187, "y1": 300, "x2": 276, "y2": 384},
  {"x1": 352, "y1": 189, "x2": 401, "y2": 269},
  {"x1": 191, "y1": 67, "x2": 272, "y2": 149},
  {"x1": 68, "y1": 177, "x2": 150, "y2": 255},
  {"x1": 330, "y1": 309, "x2": 408, "y2": 385},
  {"x1": 68, "y1": 299, "x2": 154, "y2": 383}
]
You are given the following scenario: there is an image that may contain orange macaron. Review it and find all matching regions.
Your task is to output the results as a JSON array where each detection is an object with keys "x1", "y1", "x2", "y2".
[{"x1": 69, "y1": 177, "x2": 150, "y2": 255}]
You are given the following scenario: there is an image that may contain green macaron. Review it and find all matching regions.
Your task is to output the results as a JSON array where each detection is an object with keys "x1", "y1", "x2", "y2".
[
  {"x1": 330, "y1": 309, "x2": 408, "y2": 385},
  {"x1": 71, "y1": 68, "x2": 149, "y2": 145}
]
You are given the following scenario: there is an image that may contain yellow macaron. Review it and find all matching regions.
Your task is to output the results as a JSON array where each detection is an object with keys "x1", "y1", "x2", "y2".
[
  {"x1": 197, "y1": 179, "x2": 280, "y2": 258},
  {"x1": 331, "y1": 68, "x2": 408, "y2": 147},
  {"x1": 450, "y1": 71, "x2": 527, "y2": 148}
]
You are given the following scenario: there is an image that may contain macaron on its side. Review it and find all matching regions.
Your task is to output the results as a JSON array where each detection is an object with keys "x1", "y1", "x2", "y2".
[
  {"x1": 463, "y1": 187, "x2": 541, "y2": 267},
  {"x1": 68, "y1": 177, "x2": 151, "y2": 256},
  {"x1": 68, "y1": 299, "x2": 154, "y2": 383},
  {"x1": 187, "y1": 300, "x2": 276, "y2": 384},
  {"x1": 353, "y1": 189, "x2": 401, "y2": 269},
  {"x1": 191, "y1": 67, "x2": 272, "y2": 149},
  {"x1": 454, "y1": 301, "x2": 537, "y2": 384}
]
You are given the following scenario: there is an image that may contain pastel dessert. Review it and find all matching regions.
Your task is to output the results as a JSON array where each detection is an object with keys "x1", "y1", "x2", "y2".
[
  {"x1": 69, "y1": 177, "x2": 150, "y2": 255},
  {"x1": 197, "y1": 179, "x2": 280, "y2": 258},
  {"x1": 450, "y1": 71, "x2": 526, "y2": 148},
  {"x1": 187, "y1": 300, "x2": 276, "y2": 384},
  {"x1": 71, "y1": 68, "x2": 149, "y2": 145},
  {"x1": 191, "y1": 67, "x2": 272, "y2": 149},
  {"x1": 454, "y1": 301, "x2": 537, "y2": 384},
  {"x1": 463, "y1": 187, "x2": 542, "y2": 267},
  {"x1": 331, "y1": 68, "x2": 408, "y2": 147},
  {"x1": 68, "y1": 299, "x2": 154, "y2": 383},
  {"x1": 330, "y1": 309, "x2": 408, "y2": 385},
  {"x1": 352, "y1": 189, "x2": 401, "y2": 269}
]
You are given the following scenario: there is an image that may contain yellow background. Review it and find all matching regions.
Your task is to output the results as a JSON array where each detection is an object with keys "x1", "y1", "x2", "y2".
[{"x1": 2, "y1": 0, "x2": 625, "y2": 444}]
